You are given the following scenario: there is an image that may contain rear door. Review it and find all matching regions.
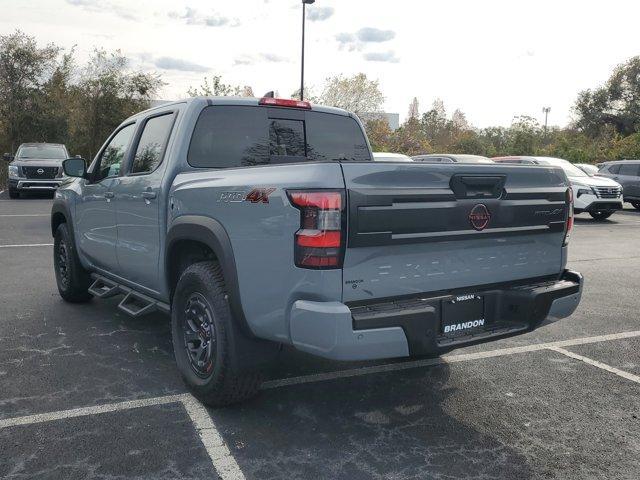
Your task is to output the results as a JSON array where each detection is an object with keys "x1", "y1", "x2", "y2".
[
  {"x1": 113, "y1": 110, "x2": 177, "y2": 292},
  {"x1": 341, "y1": 162, "x2": 569, "y2": 302}
]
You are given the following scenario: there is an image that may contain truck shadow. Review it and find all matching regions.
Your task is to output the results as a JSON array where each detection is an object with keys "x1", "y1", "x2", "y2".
[{"x1": 211, "y1": 361, "x2": 535, "y2": 479}]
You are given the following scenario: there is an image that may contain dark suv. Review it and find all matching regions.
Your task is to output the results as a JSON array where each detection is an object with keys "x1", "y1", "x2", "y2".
[{"x1": 597, "y1": 160, "x2": 640, "y2": 210}]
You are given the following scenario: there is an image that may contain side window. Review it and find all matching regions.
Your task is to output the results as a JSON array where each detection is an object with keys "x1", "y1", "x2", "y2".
[
  {"x1": 619, "y1": 164, "x2": 637, "y2": 176},
  {"x1": 607, "y1": 164, "x2": 620, "y2": 174},
  {"x1": 131, "y1": 113, "x2": 175, "y2": 174},
  {"x1": 93, "y1": 124, "x2": 135, "y2": 182}
]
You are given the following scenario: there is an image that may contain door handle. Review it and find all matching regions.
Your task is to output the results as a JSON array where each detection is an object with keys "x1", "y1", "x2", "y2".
[
  {"x1": 104, "y1": 192, "x2": 115, "y2": 199},
  {"x1": 142, "y1": 191, "x2": 157, "y2": 200}
]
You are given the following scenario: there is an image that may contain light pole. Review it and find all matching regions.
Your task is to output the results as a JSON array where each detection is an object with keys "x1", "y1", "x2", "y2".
[
  {"x1": 300, "y1": 0, "x2": 315, "y2": 100},
  {"x1": 542, "y1": 106, "x2": 551, "y2": 134}
]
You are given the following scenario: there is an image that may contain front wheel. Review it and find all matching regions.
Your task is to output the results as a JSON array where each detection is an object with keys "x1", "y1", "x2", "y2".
[
  {"x1": 8, "y1": 188, "x2": 19, "y2": 199},
  {"x1": 171, "y1": 261, "x2": 262, "y2": 407},
  {"x1": 53, "y1": 223, "x2": 93, "y2": 302},
  {"x1": 631, "y1": 201, "x2": 640, "y2": 211},
  {"x1": 589, "y1": 211, "x2": 613, "y2": 221}
]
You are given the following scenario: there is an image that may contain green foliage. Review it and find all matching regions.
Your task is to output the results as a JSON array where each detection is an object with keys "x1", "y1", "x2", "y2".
[
  {"x1": 0, "y1": 31, "x2": 164, "y2": 182},
  {"x1": 187, "y1": 75, "x2": 253, "y2": 97},
  {"x1": 574, "y1": 56, "x2": 640, "y2": 137}
]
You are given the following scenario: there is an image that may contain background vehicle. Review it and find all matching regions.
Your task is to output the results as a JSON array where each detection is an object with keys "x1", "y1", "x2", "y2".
[
  {"x1": 493, "y1": 156, "x2": 623, "y2": 220},
  {"x1": 597, "y1": 160, "x2": 640, "y2": 210},
  {"x1": 4, "y1": 143, "x2": 69, "y2": 199},
  {"x1": 373, "y1": 152, "x2": 413, "y2": 162},
  {"x1": 575, "y1": 163, "x2": 599, "y2": 176},
  {"x1": 412, "y1": 154, "x2": 494, "y2": 164},
  {"x1": 52, "y1": 97, "x2": 582, "y2": 406}
]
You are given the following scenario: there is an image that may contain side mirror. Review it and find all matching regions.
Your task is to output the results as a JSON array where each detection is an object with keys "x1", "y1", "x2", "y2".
[
  {"x1": 63, "y1": 157, "x2": 87, "y2": 178},
  {"x1": 3, "y1": 153, "x2": 14, "y2": 162}
]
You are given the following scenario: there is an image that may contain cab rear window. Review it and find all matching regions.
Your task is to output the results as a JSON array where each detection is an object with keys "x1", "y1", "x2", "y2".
[{"x1": 188, "y1": 105, "x2": 371, "y2": 168}]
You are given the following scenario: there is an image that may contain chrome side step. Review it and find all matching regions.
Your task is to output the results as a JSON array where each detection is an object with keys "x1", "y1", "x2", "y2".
[{"x1": 89, "y1": 274, "x2": 170, "y2": 318}]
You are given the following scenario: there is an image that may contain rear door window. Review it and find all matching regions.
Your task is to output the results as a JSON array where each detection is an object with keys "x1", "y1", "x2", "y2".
[
  {"x1": 188, "y1": 105, "x2": 371, "y2": 168},
  {"x1": 619, "y1": 164, "x2": 638, "y2": 176},
  {"x1": 130, "y1": 113, "x2": 175, "y2": 174}
]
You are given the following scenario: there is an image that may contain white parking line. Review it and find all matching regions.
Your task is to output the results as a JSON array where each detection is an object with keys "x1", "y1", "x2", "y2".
[
  {"x1": 0, "y1": 393, "x2": 188, "y2": 429},
  {"x1": 182, "y1": 395, "x2": 246, "y2": 480},
  {"x1": 261, "y1": 330, "x2": 640, "y2": 389},
  {"x1": 0, "y1": 392, "x2": 244, "y2": 480},
  {"x1": 0, "y1": 243, "x2": 53, "y2": 248},
  {"x1": 548, "y1": 346, "x2": 640, "y2": 384},
  {"x1": 0, "y1": 214, "x2": 49, "y2": 217}
]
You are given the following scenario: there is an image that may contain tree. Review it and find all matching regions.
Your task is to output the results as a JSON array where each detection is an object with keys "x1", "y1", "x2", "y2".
[
  {"x1": 574, "y1": 56, "x2": 640, "y2": 137},
  {"x1": 0, "y1": 30, "x2": 61, "y2": 152},
  {"x1": 421, "y1": 99, "x2": 449, "y2": 147},
  {"x1": 506, "y1": 116, "x2": 543, "y2": 155},
  {"x1": 319, "y1": 73, "x2": 384, "y2": 114},
  {"x1": 407, "y1": 97, "x2": 419, "y2": 120},
  {"x1": 389, "y1": 117, "x2": 431, "y2": 155},
  {"x1": 187, "y1": 75, "x2": 252, "y2": 97},
  {"x1": 364, "y1": 118, "x2": 392, "y2": 152},
  {"x1": 70, "y1": 49, "x2": 164, "y2": 159}
]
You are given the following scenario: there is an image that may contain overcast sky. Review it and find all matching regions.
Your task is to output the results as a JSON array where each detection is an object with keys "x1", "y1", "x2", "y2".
[{"x1": 3, "y1": 0, "x2": 639, "y2": 127}]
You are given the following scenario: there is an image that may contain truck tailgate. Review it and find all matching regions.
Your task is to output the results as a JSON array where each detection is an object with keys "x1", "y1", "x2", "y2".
[{"x1": 341, "y1": 162, "x2": 569, "y2": 303}]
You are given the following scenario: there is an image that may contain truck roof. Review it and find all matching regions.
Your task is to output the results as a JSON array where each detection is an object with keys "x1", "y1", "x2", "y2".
[{"x1": 131, "y1": 96, "x2": 352, "y2": 121}]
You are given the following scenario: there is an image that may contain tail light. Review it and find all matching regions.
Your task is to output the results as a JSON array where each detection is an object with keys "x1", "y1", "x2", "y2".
[
  {"x1": 287, "y1": 190, "x2": 345, "y2": 269},
  {"x1": 563, "y1": 187, "x2": 574, "y2": 246}
]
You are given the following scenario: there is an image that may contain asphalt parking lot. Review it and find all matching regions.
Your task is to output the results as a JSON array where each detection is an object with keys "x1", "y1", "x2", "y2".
[{"x1": 0, "y1": 190, "x2": 639, "y2": 480}]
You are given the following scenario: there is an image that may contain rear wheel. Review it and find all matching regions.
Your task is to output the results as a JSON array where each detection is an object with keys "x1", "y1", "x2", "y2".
[
  {"x1": 631, "y1": 201, "x2": 640, "y2": 211},
  {"x1": 589, "y1": 211, "x2": 613, "y2": 221},
  {"x1": 171, "y1": 261, "x2": 262, "y2": 407},
  {"x1": 53, "y1": 223, "x2": 93, "y2": 303},
  {"x1": 8, "y1": 188, "x2": 19, "y2": 199}
]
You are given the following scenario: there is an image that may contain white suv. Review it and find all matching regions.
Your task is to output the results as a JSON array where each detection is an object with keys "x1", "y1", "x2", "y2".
[{"x1": 493, "y1": 156, "x2": 623, "y2": 221}]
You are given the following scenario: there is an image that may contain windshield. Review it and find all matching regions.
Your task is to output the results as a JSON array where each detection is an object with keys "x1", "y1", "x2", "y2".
[
  {"x1": 17, "y1": 145, "x2": 67, "y2": 160},
  {"x1": 538, "y1": 158, "x2": 588, "y2": 177}
]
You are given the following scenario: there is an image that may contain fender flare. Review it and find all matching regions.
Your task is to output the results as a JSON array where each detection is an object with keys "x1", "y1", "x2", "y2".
[
  {"x1": 165, "y1": 215, "x2": 279, "y2": 371},
  {"x1": 165, "y1": 215, "x2": 251, "y2": 336},
  {"x1": 51, "y1": 199, "x2": 74, "y2": 238}
]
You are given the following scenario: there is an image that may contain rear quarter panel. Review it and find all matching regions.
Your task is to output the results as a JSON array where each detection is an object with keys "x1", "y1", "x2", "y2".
[{"x1": 169, "y1": 163, "x2": 345, "y2": 342}]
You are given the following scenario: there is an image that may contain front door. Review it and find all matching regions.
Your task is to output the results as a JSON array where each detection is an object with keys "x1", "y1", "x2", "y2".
[
  {"x1": 113, "y1": 111, "x2": 176, "y2": 293},
  {"x1": 75, "y1": 123, "x2": 136, "y2": 272}
]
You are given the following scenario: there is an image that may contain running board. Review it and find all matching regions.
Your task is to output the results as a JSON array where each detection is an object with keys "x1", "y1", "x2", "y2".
[{"x1": 89, "y1": 274, "x2": 170, "y2": 318}]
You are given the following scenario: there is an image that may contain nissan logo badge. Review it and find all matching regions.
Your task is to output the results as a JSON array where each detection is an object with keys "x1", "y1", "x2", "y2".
[
  {"x1": 37, "y1": 168, "x2": 44, "y2": 175},
  {"x1": 469, "y1": 204, "x2": 491, "y2": 231}
]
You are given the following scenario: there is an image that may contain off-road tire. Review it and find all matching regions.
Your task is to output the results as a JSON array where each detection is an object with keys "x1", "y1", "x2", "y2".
[
  {"x1": 631, "y1": 201, "x2": 640, "y2": 211},
  {"x1": 8, "y1": 188, "x2": 19, "y2": 199},
  {"x1": 53, "y1": 223, "x2": 93, "y2": 303},
  {"x1": 589, "y1": 211, "x2": 613, "y2": 221},
  {"x1": 171, "y1": 261, "x2": 262, "y2": 407}
]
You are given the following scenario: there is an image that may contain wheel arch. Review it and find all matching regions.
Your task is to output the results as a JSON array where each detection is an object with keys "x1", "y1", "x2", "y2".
[{"x1": 165, "y1": 216, "x2": 253, "y2": 337}]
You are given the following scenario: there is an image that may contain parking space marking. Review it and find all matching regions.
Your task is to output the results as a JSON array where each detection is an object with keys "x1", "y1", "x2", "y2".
[
  {"x1": 0, "y1": 243, "x2": 53, "y2": 248},
  {"x1": 0, "y1": 392, "x2": 244, "y2": 479},
  {"x1": 262, "y1": 330, "x2": 640, "y2": 389},
  {"x1": 0, "y1": 214, "x2": 49, "y2": 217},
  {"x1": 182, "y1": 395, "x2": 246, "y2": 480},
  {"x1": 0, "y1": 393, "x2": 188, "y2": 429},
  {"x1": 548, "y1": 346, "x2": 640, "y2": 385}
]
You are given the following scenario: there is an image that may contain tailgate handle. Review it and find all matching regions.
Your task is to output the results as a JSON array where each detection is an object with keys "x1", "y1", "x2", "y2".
[{"x1": 450, "y1": 175, "x2": 506, "y2": 199}]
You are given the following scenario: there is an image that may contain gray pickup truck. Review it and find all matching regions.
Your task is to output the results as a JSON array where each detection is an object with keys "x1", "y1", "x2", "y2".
[
  {"x1": 5, "y1": 143, "x2": 70, "y2": 198},
  {"x1": 51, "y1": 97, "x2": 583, "y2": 406}
]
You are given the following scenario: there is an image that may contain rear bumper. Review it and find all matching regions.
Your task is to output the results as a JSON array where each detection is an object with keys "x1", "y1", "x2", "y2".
[{"x1": 288, "y1": 270, "x2": 583, "y2": 361}]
